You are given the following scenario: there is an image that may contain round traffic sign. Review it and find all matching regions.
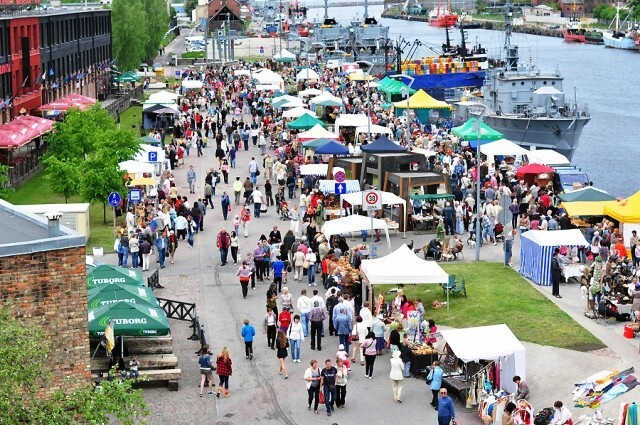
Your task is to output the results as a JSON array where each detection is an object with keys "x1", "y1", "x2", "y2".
[
  {"x1": 365, "y1": 191, "x2": 379, "y2": 205},
  {"x1": 334, "y1": 170, "x2": 346, "y2": 183},
  {"x1": 108, "y1": 192, "x2": 121, "y2": 207}
]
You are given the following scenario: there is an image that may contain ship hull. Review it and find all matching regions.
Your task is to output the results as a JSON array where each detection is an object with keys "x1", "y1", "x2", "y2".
[
  {"x1": 563, "y1": 29, "x2": 585, "y2": 43},
  {"x1": 483, "y1": 115, "x2": 591, "y2": 162},
  {"x1": 429, "y1": 14, "x2": 458, "y2": 27},
  {"x1": 399, "y1": 71, "x2": 485, "y2": 100},
  {"x1": 603, "y1": 32, "x2": 637, "y2": 49}
]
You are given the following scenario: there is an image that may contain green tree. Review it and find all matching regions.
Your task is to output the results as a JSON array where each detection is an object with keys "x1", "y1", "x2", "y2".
[
  {"x1": 0, "y1": 164, "x2": 14, "y2": 200},
  {"x1": 143, "y1": 0, "x2": 170, "y2": 61},
  {"x1": 0, "y1": 305, "x2": 149, "y2": 423},
  {"x1": 112, "y1": 0, "x2": 149, "y2": 70},
  {"x1": 184, "y1": 0, "x2": 197, "y2": 15}
]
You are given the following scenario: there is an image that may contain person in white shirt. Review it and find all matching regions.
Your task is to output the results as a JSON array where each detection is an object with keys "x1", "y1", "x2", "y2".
[
  {"x1": 359, "y1": 301, "x2": 373, "y2": 331},
  {"x1": 297, "y1": 289, "x2": 312, "y2": 337},
  {"x1": 310, "y1": 289, "x2": 325, "y2": 309},
  {"x1": 287, "y1": 315, "x2": 305, "y2": 362},
  {"x1": 251, "y1": 186, "x2": 264, "y2": 218},
  {"x1": 549, "y1": 401, "x2": 572, "y2": 425},
  {"x1": 299, "y1": 191, "x2": 308, "y2": 219}
]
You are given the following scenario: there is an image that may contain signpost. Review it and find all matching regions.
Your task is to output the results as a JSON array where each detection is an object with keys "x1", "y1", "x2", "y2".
[
  {"x1": 334, "y1": 183, "x2": 346, "y2": 195},
  {"x1": 128, "y1": 189, "x2": 143, "y2": 203},
  {"x1": 259, "y1": 46, "x2": 264, "y2": 54},
  {"x1": 334, "y1": 170, "x2": 346, "y2": 184},
  {"x1": 108, "y1": 192, "x2": 121, "y2": 234},
  {"x1": 363, "y1": 190, "x2": 381, "y2": 245}
]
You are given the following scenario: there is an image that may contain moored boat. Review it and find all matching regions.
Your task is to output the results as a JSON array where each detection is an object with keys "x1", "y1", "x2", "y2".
[
  {"x1": 602, "y1": 4, "x2": 638, "y2": 50},
  {"x1": 428, "y1": 0, "x2": 458, "y2": 27}
]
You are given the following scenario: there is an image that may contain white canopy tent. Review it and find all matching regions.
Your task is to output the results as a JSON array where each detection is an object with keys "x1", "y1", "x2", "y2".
[
  {"x1": 340, "y1": 191, "x2": 408, "y2": 237},
  {"x1": 299, "y1": 164, "x2": 345, "y2": 177},
  {"x1": 480, "y1": 139, "x2": 530, "y2": 156},
  {"x1": 520, "y1": 229, "x2": 589, "y2": 286},
  {"x1": 233, "y1": 69, "x2": 252, "y2": 77},
  {"x1": 297, "y1": 124, "x2": 339, "y2": 142},
  {"x1": 439, "y1": 324, "x2": 526, "y2": 394},
  {"x1": 279, "y1": 98, "x2": 305, "y2": 109},
  {"x1": 134, "y1": 144, "x2": 168, "y2": 175},
  {"x1": 299, "y1": 88, "x2": 322, "y2": 97},
  {"x1": 354, "y1": 124, "x2": 393, "y2": 140},
  {"x1": 119, "y1": 160, "x2": 155, "y2": 176},
  {"x1": 148, "y1": 90, "x2": 179, "y2": 104},
  {"x1": 252, "y1": 68, "x2": 284, "y2": 88},
  {"x1": 282, "y1": 107, "x2": 315, "y2": 119},
  {"x1": 525, "y1": 149, "x2": 571, "y2": 167},
  {"x1": 360, "y1": 244, "x2": 448, "y2": 284},
  {"x1": 311, "y1": 91, "x2": 343, "y2": 106},
  {"x1": 296, "y1": 68, "x2": 320, "y2": 81},
  {"x1": 181, "y1": 79, "x2": 203, "y2": 93},
  {"x1": 322, "y1": 215, "x2": 391, "y2": 252},
  {"x1": 143, "y1": 101, "x2": 178, "y2": 111},
  {"x1": 334, "y1": 114, "x2": 369, "y2": 135},
  {"x1": 273, "y1": 48, "x2": 296, "y2": 61}
]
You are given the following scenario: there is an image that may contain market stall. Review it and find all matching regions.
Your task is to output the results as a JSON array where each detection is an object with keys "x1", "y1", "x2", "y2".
[
  {"x1": 392, "y1": 89, "x2": 452, "y2": 122},
  {"x1": 340, "y1": 190, "x2": 407, "y2": 237},
  {"x1": 519, "y1": 229, "x2": 589, "y2": 286},
  {"x1": 439, "y1": 324, "x2": 526, "y2": 395},
  {"x1": 603, "y1": 190, "x2": 640, "y2": 248},
  {"x1": 321, "y1": 214, "x2": 392, "y2": 252},
  {"x1": 296, "y1": 124, "x2": 338, "y2": 142},
  {"x1": 451, "y1": 117, "x2": 504, "y2": 148}
]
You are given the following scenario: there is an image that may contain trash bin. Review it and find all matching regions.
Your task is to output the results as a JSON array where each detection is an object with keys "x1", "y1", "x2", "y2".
[
  {"x1": 93, "y1": 246, "x2": 104, "y2": 257},
  {"x1": 624, "y1": 324, "x2": 634, "y2": 339}
]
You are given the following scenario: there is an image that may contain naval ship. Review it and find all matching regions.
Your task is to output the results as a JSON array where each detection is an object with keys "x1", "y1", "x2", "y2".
[{"x1": 451, "y1": 4, "x2": 590, "y2": 161}]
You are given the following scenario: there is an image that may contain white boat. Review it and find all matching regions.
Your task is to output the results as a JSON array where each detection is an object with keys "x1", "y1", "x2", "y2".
[{"x1": 603, "y1": 3, "x2": 638, "y2": 50}]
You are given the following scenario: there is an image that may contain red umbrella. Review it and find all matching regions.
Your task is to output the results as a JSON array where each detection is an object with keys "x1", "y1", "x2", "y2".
[{"x1": 516, "y1": 163, "x2": 554, "y2": 176}]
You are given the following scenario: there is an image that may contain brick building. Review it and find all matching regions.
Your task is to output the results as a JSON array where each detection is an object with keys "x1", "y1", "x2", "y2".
[
  {"x1": 0, "y1": 9, "x2": 112, "y2": 124},
  {"x1": 0, "y1": 199, "x2": 90, "y2": 393}
]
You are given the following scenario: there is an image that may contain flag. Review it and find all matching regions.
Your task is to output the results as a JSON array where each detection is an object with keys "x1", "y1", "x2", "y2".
[
  {"x1": 103, "y1": 319, "x2": 115, "y2": 353},
  {"x1": 42, "y1": 71, "x2": 47, "y2": 81},
  {"x1": 35, "y1": 73, "x2": 41, "y2": 84},
  {"x1": 49, "y1": 68, "x2": 54, "y2": 76},
  {"x1": 21, "y1": 76, "x2": 29, "y2": 87}
]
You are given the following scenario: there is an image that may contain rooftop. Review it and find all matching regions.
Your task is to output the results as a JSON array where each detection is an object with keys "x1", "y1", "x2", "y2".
[
  {"x1": 0, "y1": 6, "x2": 108, "y2": 19},
  {"x1": 0, "y1": 199, "x2": 86, "y2": 257}
]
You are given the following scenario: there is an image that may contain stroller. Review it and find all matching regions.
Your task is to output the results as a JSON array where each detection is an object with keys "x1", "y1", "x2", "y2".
[
  {"x1": 279, "y1": 201, "x2": 290, "y2": 221},
  {"x1": 494, "y1": 223, "x2": 505, "y2": 242}
]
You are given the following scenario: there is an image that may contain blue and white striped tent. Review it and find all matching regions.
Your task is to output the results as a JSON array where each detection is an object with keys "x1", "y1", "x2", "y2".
[
  {"x1": 520, "y1": 229, "x2": 589, "y2": 286},
  {"x1": 318, "y1": 179, "x2": 361, "y2": 194}
]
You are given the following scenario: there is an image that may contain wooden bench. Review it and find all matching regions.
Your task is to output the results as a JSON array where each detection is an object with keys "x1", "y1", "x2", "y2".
[
  {"x1": 90, "y1": 354, "x2": 178, "y2": 373},
  {"x1": 91, "y1": 368, "x2": 182, "y2": 391},
  {"x1": 90, "y1": 336, "x2": 174, "y2": 355}
]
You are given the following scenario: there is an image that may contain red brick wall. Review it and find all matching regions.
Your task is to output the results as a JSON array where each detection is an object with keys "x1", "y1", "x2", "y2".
[{"x1": 0, "y1": 246, "x2": 91, "y2": 393}]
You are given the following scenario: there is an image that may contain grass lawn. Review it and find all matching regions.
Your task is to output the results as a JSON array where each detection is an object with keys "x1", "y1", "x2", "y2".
[
  {"x1": 120, "y1": 106, "x2": 143, "y2": 136},
  {"x1": 8, "y1": 172, "x2": 118, "y2": 254},
  {"x1": 376, "y1": 262, "x2": 604, "y2": 351}
]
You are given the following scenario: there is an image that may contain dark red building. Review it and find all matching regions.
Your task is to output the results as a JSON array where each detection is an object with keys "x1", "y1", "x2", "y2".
[{"x1": 9, "y1": 16, "x2": 42, "y2": 117}]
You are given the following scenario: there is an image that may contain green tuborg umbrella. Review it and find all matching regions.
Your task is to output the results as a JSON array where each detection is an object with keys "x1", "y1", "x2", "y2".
[
  {"x1": 88, "y1": 301, "x2": 170, "y2": 337},
  {"x1": 88, "y1": 283, "x2": 159, "y2": 310},
  {"x1": 86, "y1": 264, "x2": 144, "y2": 288},
  {"x1": 287, "y1": 113, "x2": 326, "y2": 130}
]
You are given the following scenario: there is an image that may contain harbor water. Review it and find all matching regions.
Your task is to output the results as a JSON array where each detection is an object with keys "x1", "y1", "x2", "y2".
[{"x1": 304, "y1": 4, "x2": 640, "y2": 197}]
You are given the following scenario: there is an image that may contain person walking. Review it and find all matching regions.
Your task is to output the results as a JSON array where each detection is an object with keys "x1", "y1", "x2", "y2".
[
  {"x1": 428, "y1": 360, "x2": 444, "y2": 410},
  {"x1": 293, "y1": 247, "x2": 305, "y2": 281},
  {"x1": 551, "y1": 248, "x2": 563, "y2": 298},
  {"x1": 504, "y1": 229, "x2": 516, "y2": 266},
  {"x1": 297, "y1": 289, "x2": 312, "y2": 338},
  {"x1": 233, "y1": 177, "x2": 243, "y2": 205},
  {"x1": 204, "y1": 182, "x2": 214, "y2": 209},
  {"x1": 437, "y1": 388, "x2": 456, "y2": 425},
  {"x1": 230, "y1": 231, "x2": 239, "y2": 265},
  {"x1": 187, "y1": 165, "x2": 196, "y2": 194},
  {"x1": 167, "y1": 230, "x2": 178, "y2": 265},
  {"x1": 240, "y1": 206, "x2": 251, "y2": 238},
  {"x1": 304, "y1": 360, "x2": 322, "y2": 414},
  {"x1": 362, "y1": 331, "x2": 377, "y2": 379},
  {"x1": 389, "y1": 350, "x2": 404, "y2": 403},
  {"x1": 287, "y1": 314, "x2": 304, "y2": 363},
  {"x1": 272, "y1": 255, "x2": 286, "y2": 292},
  {"x1": 217, "y1": 227, "x2": 231, "y2": 266},
  {"x1": 129, "y1": 234, "x2": 140, "y2": 269},
  {"x1": 371, "y1": 314, "x2": 387, "y2": 355},
  {"x1": 221, "y1": 192, "x2": 231, "y2": 221},
  {"x1": 215, "y1": 347, "x2": 233, "y2": 398},
  {"x1": 334, "y1": 308, "x2": 352, "y2": 355},
  {"x1": 351, "y1": 316, "x2": 368, "y2": 365},
  {"x1": 198, "y1": 345, "x2": 215, "y2": 397},
  {"x1": 320, "y1": 359, "x2": 338, "y2": 417},
  {"x1": 263, "y1": 308, "x2": 278, "y2": 350},
  {"x1": 335, "y1": 357, "x2": 349, "y2": 409},
  {"x1": 241, "y1": 319, "x2": 255, "y2": 360},
  {"x1": 154, "y1": 230, "x2": 167, "y2": 269},
  {"x1": 140, "y1": 236, "x2": 152, "y2": 271},
  {"x1": 236, "y1": 260, "x2": 253, "y2": 299},
  {"x1": 309, "y1": 301, "x2": 326, "y2": 351},
  {"x1": 275, "y1": 329, "x2": 289, "y2": 379},
  {"x1": 305, "y1": 249, "x2": 317, "y2": 286}
]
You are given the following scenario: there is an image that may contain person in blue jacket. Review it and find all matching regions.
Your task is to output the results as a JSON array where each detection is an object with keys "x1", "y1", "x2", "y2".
[
  {"x1": 427, "y1": 360, "x2": 444, "y2": 409},
  {"x1": 437, "y1": 388, "x2": 456, "y2": 425},
  {"x1": 241, "y1": 319, "x2": 256, "y2": 360}
]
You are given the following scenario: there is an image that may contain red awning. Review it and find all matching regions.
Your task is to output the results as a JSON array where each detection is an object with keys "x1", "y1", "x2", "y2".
[
  {"x1": 37, "y1": 93, "x2": 96, "y2": 112},
  {"x1": 516, "y1": 163, "x2": 555, "y2": 176},
  {"x1": 0, "y1": 115, "x2": 56, "y2": 149}
]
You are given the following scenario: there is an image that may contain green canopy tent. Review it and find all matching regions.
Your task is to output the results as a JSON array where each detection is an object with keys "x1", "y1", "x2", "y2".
[
  {"x1": 139, "y1": 136, "x2": 161, "y2": 146},
  {"x1": 313, "y1": 98, "x2": 343, "y2": 107},
  {"x1": 86, "y1": 264, "x2": 144, "y2": 289},
  {"x1": 451, "y1": 118, "x2": 504, "y2": 147},
  {"x1": 88, "y1": 283, "x2": 159, "y2": 310},
  {"x1": 410, "y1": 193, "x2": 455, "y2": 202},
  {"x1": 115, "y1": 71, "x2": 141, "y2": 83},
  {"x1": 302, "y1": 137, "x2": 334, "y2": 149},
  {"x1": 88, "y1": 301, "x2": 170, "y2": 338},
  {"x1": 558, "y1": 187, "x2": 617, "y2": 203},
  {"x1": 379, "y1": 79, "x2": 416, "y2": 102},
  {"x1": 287, "y1": 113, "x2": 326, "y2": 130}
]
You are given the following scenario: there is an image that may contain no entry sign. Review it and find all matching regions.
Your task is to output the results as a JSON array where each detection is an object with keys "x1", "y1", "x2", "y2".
[{"x1": 363, "y1": 190, "x2": 381, "y2": 211}]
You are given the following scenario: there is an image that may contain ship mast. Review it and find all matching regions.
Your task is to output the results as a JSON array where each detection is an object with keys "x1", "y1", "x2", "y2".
[
  {"x1": 364, "y1": 0, "x2": 369, "y2": 19},
  {"x1": 324, "y1": 0, "x2": 329, "y2": 20},
  {"x1": 503, "y1": 4, "x2": 519, "y2": 71}
]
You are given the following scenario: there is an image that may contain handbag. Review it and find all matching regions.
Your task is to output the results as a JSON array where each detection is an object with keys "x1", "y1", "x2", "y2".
[
  {"x1": 318, "y1": 389, "x2": 326, "y2": 404},
  {"x1": 303, "y1": 260, "x2": 310, "y2": 269},
  {"x1": 352, "y1": 332, "x2": 360, "y2": 342},
  {"x1": 255, "y1": 169, "x2": 260, "y2": 176}
]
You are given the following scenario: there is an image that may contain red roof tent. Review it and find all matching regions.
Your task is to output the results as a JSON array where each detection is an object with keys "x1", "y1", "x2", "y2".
[
  {"x1": 0, "y1": 116, "x2": 56, "y2": 149},
  {"x1": 516, "y1": 163, "x2": 554, "y2": 176},
  {"x1": 37, "y1": 94, "x2": 97, "y2": 112}
]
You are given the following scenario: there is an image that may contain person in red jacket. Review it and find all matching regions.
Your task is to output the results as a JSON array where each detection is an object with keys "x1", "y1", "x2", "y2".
[
  {"x1": 215, "y1": 347, "x2": 233, "y2": 398},
  {"x1": 279, "y1": 307, "x2": 292, "y2": 333},
  {"x1": 217, "y1": 227, "x2": 231, "y2": 266}
]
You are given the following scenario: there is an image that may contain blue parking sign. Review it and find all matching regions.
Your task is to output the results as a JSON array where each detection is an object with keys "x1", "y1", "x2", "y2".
[{"x1": 148, "y1": 151, "x2": 158, "y2": 162}]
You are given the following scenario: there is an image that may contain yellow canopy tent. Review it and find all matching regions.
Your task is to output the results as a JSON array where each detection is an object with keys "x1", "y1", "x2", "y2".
[
  {"x1": 604, "y1": 191, "x2": 640, "y2": 222},
  {"x1": 392, "y1": 89, "x2": 451, "y2": 109},
  {"x1": 561, "y1": 200, "x2": 619, "y2": 218},
  {"x1": 348, "y1": 72, "x2": 374, "y2": 81}
]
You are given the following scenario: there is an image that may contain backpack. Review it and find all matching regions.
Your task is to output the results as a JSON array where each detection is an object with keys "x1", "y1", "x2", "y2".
[{"x1": 534, "y1": 407, "x2": 554, "y2": 425}]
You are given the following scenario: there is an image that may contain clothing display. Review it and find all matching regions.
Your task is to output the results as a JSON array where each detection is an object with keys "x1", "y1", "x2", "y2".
[
  {"x1": 620, "y1": 402, "x2": 639, "y2": 425},
  {"x1": 573, "y1": 368, "x2": 639, "y2": 409}
]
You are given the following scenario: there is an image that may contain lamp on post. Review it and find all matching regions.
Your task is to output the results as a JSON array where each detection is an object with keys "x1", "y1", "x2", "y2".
[{"x1": 474, "y1": 106, "x2": 488, "y2": 262}]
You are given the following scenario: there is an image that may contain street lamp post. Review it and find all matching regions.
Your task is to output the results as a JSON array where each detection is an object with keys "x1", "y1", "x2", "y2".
[{"x1": 474, "y1": 108, "x2": 487, "y2": 262}]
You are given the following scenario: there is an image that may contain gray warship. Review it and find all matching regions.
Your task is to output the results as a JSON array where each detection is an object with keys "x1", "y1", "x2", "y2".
[{"x1": 451, "y1": 5, "x2": 590, "y2": 161}]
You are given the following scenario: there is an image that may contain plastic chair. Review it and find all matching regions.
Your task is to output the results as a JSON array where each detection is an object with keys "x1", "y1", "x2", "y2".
[
  {"x1": 370, "y1": 245, "x2": 379, "y2": 259},
  {"x1": 442, "y1": 275, "x2": 456, "y2": 297},
  {"x1": 452, "y1": 279, "x2": 467, "y2": 298}
]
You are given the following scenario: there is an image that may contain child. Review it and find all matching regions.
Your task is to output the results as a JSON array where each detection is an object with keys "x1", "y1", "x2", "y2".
[
  {"x1": 241, "y1": 319, "x2": 256, "y2": 360},
  {"x1": 129, "y1": 356, "x2": 140, "y2": 380},
  {"x1": 336, "y1": 344, "x2": 351, "y2": 371}
]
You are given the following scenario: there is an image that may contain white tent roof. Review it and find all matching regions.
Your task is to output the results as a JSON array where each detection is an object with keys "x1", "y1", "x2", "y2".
[
  {"x1": 119, "y1": 160, "x2": 155, "y2": 174},
  {"x1": 279, "y1": 98, "x2": 305, "y2": 108},
  {"x1": 525, "y1": 149, "x2": 570, "y2": 167},
  {"x1": 355, "y1": 124, "x2": 393, "y2": 138},
  {"x1": 341, "y1": 191, "x2": 406, "y2": 210},
  {"x1": 361, "y1": 244, "x2": 449, "y2": 284},
  {"x1": 148, "y1": 90, "x2": 179, "y2": 104},
  {"x1": 273, "y1": 48, "x2": 296, "y2": 60},
  {"x1": 233, "y1": 69, "x2": 252, "y2": 76},
  {"x1": 322, "y1": 215, "x2": 391, "y2": 249},
  {"x1": 134, "y1": 144, "x2": 166, "y2": 163},
  {"x1": 143, "y1": 101, "x2": 178, "y2": 110},
  {"x1": 282, "y1": 107, "x2": 315, "y2": 119},
  {"x1": 521, "y1": 229, "x2": 589, "y2": 247},
  {"x1": 252, "y1": 68, "x2": 284, "y2": 85},
  {"x1": 299, "y1": 88, "x2": 322, "y2": 97},
  {"x1": 311, "y1": 91, "x2": 343, "y2": 106},
  {"x1": 480, "y1": 139, "x2": 530, "y2": 156},
  {"x1": 335, "y1": 114, "x2": 368, "y2": 128},
  {"x1": 296, "y1": 68, "x2": 320, "y2": 81},
  {"x1": 411, "y1": 147, "x2": 438, "y2": 158},
  {"x1": 181, "y1": 79, "x2": 203, "y2": 89},
  {"x1": 297, "y1": 124, "x2": 338, "y2": 141},
  {"x1": 299, "y1": 164, "x2": 345, "y2": 176}
]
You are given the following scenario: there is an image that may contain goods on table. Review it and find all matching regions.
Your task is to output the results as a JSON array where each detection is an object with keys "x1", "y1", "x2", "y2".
[{"x1": 410, "y1": 342, "x2": 437, "y2": 356}]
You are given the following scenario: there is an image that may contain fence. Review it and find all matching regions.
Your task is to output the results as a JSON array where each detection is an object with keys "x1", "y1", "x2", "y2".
[
  {"x1": 155, "y1": 296, "x2": 208, "y2": 348},
  {"x1": 102, "y1": 86, "x2": 144, "y2": 118}
]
